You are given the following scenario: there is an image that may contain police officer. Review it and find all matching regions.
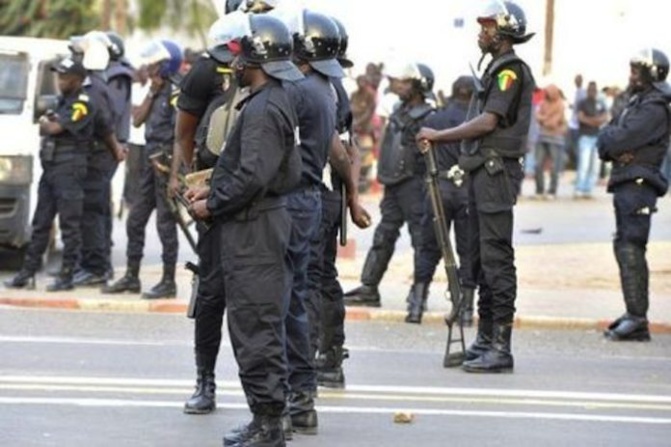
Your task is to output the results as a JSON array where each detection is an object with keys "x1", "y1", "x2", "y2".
[
  {"x1": 343, "y1": 61, "x2": 435, "y2": 308},
  {"x1": 278, "y1": 9, "x2": 349, "y2": 436},
  {"x1": 417, "y1": 0, "x2": 534, "y2": 373},
  {"x1": 69, "y1": 31, "x2": 126, "y2": 286},
  {"x1": 187, "y1": 14, "x2": 302, "y2": 447},
  {"x1": 598, "y1": 48, "x2": 671, "y2": 342},
  {"x1": 312, "y1": 16, "x2": 371, "y2": 389},
  {"x1": 409, "y1": 76, "x2": 477, "y2": 325},
  {"x1": 102, "y1": 39, "x2": 183, "y2": 299},
  {"x1": 4, "y1": 58, "x2": 95, "y2": 291},
  {"x1": 172, "y1": 8, "x2": 246, "y2": 416}
]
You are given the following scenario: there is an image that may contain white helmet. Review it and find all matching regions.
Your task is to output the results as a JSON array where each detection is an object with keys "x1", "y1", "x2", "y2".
[{"x1": 70, "y1": 31, "x2": 112, "y2": 71}]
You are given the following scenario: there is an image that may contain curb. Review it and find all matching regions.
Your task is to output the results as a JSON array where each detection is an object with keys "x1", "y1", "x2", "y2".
[{"x1": 1, "y1": 296, "x2": 671, "y2": 334}]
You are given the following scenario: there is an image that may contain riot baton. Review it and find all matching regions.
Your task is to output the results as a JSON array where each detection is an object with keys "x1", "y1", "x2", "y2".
[
  {"x1": 421, "y1": 141, "x2": 466, "y2": 367},
  {"x1": 339, "y1": 182, "x2": 348, "y2": 246}
]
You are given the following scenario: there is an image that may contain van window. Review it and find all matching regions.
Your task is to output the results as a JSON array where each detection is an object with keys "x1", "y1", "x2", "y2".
[
  {"x1": 37, "y1": 58, "x2": 60, "y2": 97},
  {"x1": 0, "y1": 52, "x2": 29, "y2": 114}
]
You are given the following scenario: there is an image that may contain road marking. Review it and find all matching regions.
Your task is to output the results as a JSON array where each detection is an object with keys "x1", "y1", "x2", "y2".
[
  {"x1": 0, "y1": 335, "x2": 172, "y2": 346},
  {"x1": 0, "y1": 397, "x2": 669, "y2": 425}
]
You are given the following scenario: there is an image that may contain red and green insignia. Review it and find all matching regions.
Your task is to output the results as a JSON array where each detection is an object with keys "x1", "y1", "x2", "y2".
[{"x1": 497, "y1": 69, "x2": 518, "y2": 91}]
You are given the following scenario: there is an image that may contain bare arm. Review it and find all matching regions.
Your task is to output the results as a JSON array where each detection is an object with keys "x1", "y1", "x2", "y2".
[{"x1": 416, "y1": 112, "x2": 499, "y2": 147}]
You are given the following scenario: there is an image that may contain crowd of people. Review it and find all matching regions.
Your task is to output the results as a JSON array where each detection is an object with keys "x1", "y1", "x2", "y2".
[{"x1": 3, "y1": 0, "x2": 670, "y2": 445}]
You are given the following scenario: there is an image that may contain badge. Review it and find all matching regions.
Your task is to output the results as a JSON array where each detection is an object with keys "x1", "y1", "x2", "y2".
[
  {"x1": 497, "y1": 69, "x2": 518, "y2": 92},
  {"x1": 71, "y1": 102, "x2": 88, "y2": 122}
]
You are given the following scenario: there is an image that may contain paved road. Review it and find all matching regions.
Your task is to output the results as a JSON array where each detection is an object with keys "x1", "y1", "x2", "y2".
[{"x1": 1, "y1": 309, "x2": 670, "y2": 447}]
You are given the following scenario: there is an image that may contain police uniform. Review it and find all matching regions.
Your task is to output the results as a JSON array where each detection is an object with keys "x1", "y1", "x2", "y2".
[
  {"x1": 459, "y1": 49, "x2": 533, "y2": 371},
  {"x1": 177, "y1": 53, "x2": 237, "y2": 414},
  {"x1": 413, "y1": 98, "x2": 475, "y2": 323},
  {"x1": 344, "y1": 99, "x2": 432, "y2": 307},
  {"x1": 207, "y1": 76, "x2": 301, "y2": 423},
  {"x1": 79, "y1": 72, "x2": 118, "y2": 280},
  {"x1": 282, "y1": 69, "x2": 335, "y2": 402},
  {"x1": 124, "y1": 83, "x2": 180, "y2": 284},
  {"x1": 5, "y1": 61, "x2": 95, "y2": 290},
  {"x1": 598, "y1": 72, "x2": 670, "y2": 341}
]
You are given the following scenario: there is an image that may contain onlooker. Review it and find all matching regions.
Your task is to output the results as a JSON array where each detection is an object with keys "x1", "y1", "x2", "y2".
[
  {"x1": 524, "y1": 87, "x2": 544, "y2": 178},
  {"x1": 350, "y1": 75, "x2": 378, "y2": 191},
  {"x1": 534, "y1": 84, "x2": 566, "y2": 199},
  {"x1": 575, "y1": 81, "x2": 608, "y2": 198},
  {"x1": 567, "y1": 74, "x2": 586, "y2": 168}
]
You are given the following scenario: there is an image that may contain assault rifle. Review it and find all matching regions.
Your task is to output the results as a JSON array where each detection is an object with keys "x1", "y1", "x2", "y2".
[{"x1": 422, "y1": 142, "x2": 466, "y2": 367}]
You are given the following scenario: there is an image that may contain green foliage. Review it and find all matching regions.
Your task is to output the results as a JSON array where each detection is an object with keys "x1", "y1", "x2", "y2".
[
  {"x1": 136, "y1": 0, "x2": 217, "y2": 45},
  {"x1": 0, "y1": 0, "x2": 99, "y2": 38}
]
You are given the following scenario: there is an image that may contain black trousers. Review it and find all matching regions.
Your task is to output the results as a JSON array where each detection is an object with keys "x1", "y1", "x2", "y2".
[
  {"x1": 223, "y1": 205, "x2": 292, "y2": 417},
  {"x1": 124, "y1": 145, "x2": 178, "y2": 266},
  {"x1": 415, "y1": 178, "x2": 475, "y2": 288},
  {"x1": 467, "y1": 159, "x2": 523, "y2": 324},
  {"x1": 24, "y1": 158, "x2": 86, "y2": 273},
  {"x1": 193, "y1": 224, "x2": 225, "y2": 369},
  {"x1": 80, "y1": 149, "x2": 117, "y2": 275},
  {"x1": 361, "y1": 176, "x2": 425, "y2": 285},
  {"x1": 306, "y1": 189, "x2": 344, "y2": 356}
]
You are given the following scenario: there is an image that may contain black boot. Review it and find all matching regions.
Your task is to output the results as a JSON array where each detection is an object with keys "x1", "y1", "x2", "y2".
[
  {"x1": 101, "y1": 259, "x2": 141, "y2": 294},
  {"x1": 72, "y1": 269, "x2": 107, "y2": 287},
  {"x1": 461, "y1": 288, "x2": 475, "y2": 327},
  {"x1": 142, "y1": 264, "x2": 176, "y2": 300},
  {"x1": 405, "y1": 283, "x2": 429, "y2": 324},
  {"x1": 47, "y1": 268, "x2": 75, "y2": 292},
  {"x1": 184, "y1": 368, "x2": 216, "y2": 414},
  {"x1": 289, "y1": 391, "x2": 318, "y2": 435},
  {"x1": 605, "y1": 243, "x2": 651, "y2": 341},
  {"x1": 444, "y1": 317, "x2": 492, "y2": 367},
  {"x1": 4, "y1": 270, "x2": 36, "y2": 290},
  {"x1": 462, "y1": 323, "x2": 514, "y2": 373},
  {"x1": 317, "y1": 346, "x2": 349, "y2": 389},
  {"x1": 223, "y1": 414, "x2": 285, "y2": 447},
  {"x1": 343, "y1": 285, "x2": 380, "y2": 307}
]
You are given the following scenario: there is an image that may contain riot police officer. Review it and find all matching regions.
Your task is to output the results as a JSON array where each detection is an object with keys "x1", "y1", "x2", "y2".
[
  {"x1": 69, "y1": 31, "x2": 126, "y2": 286},
  {"x1": 598, "y1": 48, "x2": 671, "y2": 342},
  {"x1": 417, "y1": 0, "x2": 535, "y2": 373},
  {"x1": 102, "y1": 39, "x2": 183, "y2": 299},
  {"x1": 312, "y1": 16, "x2": 371, "y2": 389},
  {"x1": 4, "y1": 58, "x2": 95, "y2": 291},
  {"x1": 187, "y1": 13, "x2": 302, "y2": 447},
  {"x1": 344, "y1": 61, "x2": 435, "y2": 308},
  {"x1": 409, "y1": 76, "x2": 477, "y2": 325}
]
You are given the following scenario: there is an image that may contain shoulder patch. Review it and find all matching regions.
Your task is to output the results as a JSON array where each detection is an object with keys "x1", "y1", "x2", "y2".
[
  {"x1": 71, "y1": 102, "x2": 89, "y2": 122},
  {"x1": 497, "y1": 69, "x2": 518, "y2": 92},
  {"x1": 216, "y1": 66, "x2": 233, "y2": 75}
]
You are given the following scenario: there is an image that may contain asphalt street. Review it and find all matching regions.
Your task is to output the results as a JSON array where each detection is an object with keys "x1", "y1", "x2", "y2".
[{"x1": 1, "y1": 308, "x2": 670, "y2": 447}]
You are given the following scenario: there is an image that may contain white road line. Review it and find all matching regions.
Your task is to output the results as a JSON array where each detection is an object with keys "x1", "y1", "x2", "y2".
[
  {"x1": 1, "y1": 376, "x2": 670, "y2": 404},
  {"x1": 0, "y1": 335, "x2": 172, "y2": 346},
  {"x1": 0, "y1": 397, "x2": 669, "y2": 425}
]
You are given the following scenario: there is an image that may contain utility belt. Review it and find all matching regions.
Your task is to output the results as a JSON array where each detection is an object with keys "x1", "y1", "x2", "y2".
[
  {"x1": 230, "y1": 195, "x2": 286, "y2": 222},
  {"x1": 436, "y1": 165, "x2": 465, "y2": 187}
]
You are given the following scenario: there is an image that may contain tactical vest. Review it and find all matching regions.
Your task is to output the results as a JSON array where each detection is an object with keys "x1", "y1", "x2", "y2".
[
  {"x1": 461, "y1": 52, "x2": 534, "y2": 159},
  {"x1": 377, "y1": 103, "x2": 433, "y2": 186},
  {"x1": 106, "y1": 61, "x2": 134, "y2": 143}
]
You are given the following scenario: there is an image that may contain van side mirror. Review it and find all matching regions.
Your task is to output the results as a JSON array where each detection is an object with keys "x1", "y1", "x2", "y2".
[{"x1": 34, "y1": 94, "x2": 59, "y2": 122}]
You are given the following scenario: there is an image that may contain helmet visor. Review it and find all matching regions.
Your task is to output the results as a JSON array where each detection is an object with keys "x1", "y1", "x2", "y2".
[
  {"x1": 384, "y1": 61, "x2": 421, "y2": 81},
  {"x1": 477, "y1": 0, "x2": 509, "y2": 27},
  {"x1": 140, "y1": 40, "x2": 172, "y2": 66},
  {"x1": 630, "y1": 48, "x2": 655, "y2": 67},
  {"x1": 208, "y1": 10, "x2": 251, "y2": 45}
]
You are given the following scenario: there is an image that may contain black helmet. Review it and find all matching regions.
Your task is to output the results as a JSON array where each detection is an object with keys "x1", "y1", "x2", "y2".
[
  {"x1": 294, "y1": 10, "x2": 344, "y2": 78},
  {"x1": 452, "y1": 75, "x2": 475, "y2": 99},
  {"x1": 416, "y1": 63, "x2": 435, "y2": 99},
  {"x1": 630, "y1": 48, "x2": 670, "y2": 84},
  {"x1": 225, "y1": 0, "x2": 244, "y2": 14},
  {"x1": 477, "y1": 0, "x2": 534, "y2": 44},
  {"x1": 331, "y1": 17, "x2": 353, "y2": 69},
  {"x1": 241, "y1": 0, "x2": 278, "y2": 13},
  {"x1": 241, "y1": 14, "x2": 303, "y2": 81},
  {"x1": 106, "y1": 31, "x2": 124, "y2": 60}
]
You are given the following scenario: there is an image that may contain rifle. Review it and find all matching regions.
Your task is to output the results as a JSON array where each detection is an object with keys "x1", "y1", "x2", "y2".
[{"x1": 422, "y1": 142, "x2": 466, "y2": 367}]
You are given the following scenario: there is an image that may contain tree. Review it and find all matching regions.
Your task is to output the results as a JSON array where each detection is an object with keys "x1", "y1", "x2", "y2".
[
  {"x1": 135, "y1": 0, "x2": 218, "y2": 47},
  {"x1": 0, "y1": 0, "x2": 99, "y2": 39}
]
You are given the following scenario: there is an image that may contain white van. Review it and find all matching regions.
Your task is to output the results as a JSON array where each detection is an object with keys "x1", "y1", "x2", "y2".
[{"x1": 0, "y1": 36, "x2": 69, "y2": 265}]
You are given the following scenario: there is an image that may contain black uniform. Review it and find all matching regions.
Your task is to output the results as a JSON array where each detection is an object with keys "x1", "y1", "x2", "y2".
[
  {"x1": 459, "y1": 50, "x2": 533, "y2": 326},
  {"x1": 348, "y1": 101, "x2": 433, "y2": 304},
  {"x1": 177, "y1": 55, "x2": 236, "y2": 377},
  {"x1": 124, "y1": 83, "x2": 179, "y2": 271},
  {"x1": 598, "y1": 85, "x2": 670, "y2": 339},
  {"x1": 283, "y1": 71, "x2": 336, "y2": 396},
  {"x1": 79, "y1": 72, "x2": 118, "y2": 278},
  {"x1": 21, "y1": 90, "x2": 95, "y2": 277},
  {"x1": 416, "y1": 100, "x2": 475, "y2": 291},
  {"x1": 206, "y1": 78, "x2": 301, "y2": 417}
]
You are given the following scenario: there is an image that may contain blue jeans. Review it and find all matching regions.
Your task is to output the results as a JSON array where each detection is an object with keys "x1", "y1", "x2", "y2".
[
  {"x1": 575, "y1": 135, "x2": 600, "y2": 194},
  {"x1": 534, "y1": 140, "x2": 564, "y2": 195}
]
